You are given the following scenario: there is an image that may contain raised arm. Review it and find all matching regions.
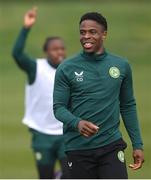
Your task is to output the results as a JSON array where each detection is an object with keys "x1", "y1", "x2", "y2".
[
  {"x1": 120, "y1": 61, "x2": 144, "y2": 170},
  {"x1": 12, "y1": 7, "x2": 37, "y2": 84}
]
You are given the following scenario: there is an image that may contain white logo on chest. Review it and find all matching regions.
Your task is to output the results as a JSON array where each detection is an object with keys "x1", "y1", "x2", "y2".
[{"x1": 74, "y1": 71, "x2": 84, "y2": 82}]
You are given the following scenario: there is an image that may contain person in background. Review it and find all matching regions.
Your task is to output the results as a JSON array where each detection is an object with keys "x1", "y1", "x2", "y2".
[{"x1": 12, "y1": 7, "x2": 68, "y2": 179}]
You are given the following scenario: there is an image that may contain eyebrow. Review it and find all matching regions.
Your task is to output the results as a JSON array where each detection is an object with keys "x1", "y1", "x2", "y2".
[{"x1": 80, "y1": 27, "x2": 97, "y2": 30}]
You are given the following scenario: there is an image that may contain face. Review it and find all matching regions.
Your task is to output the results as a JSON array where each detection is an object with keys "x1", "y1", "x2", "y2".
[
  {"x1": 80, "y1": 20, "x2": 107, "y2": 54},
  {"x1": 46, "y1": 39, "x2": 66, "y2": 65}
]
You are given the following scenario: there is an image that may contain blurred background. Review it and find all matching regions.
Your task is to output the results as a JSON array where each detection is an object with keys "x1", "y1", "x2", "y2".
[{"x1": 0, "y1": 0, "x2": 151, "y2": 178}]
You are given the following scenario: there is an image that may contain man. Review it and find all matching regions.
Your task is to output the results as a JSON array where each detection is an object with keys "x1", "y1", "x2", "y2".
[
  {"x1": 12, "y1": 8, "x2": 68, "y2": 179},
  {"x1": 53, "y1": 12, "x2": 144, "y2": 179}
]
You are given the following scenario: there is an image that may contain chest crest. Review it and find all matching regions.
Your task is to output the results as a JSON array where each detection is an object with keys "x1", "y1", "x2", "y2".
[{"x1": 109, "y1": 67, "x2": 120, "y2": 79}]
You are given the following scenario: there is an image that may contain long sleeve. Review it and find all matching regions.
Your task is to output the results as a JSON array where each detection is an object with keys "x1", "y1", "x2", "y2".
[
  {"x1": 53, "y1": 67, "x2": 81, "y2": 129},
  {"x1": 120, "y1": 62, "x2": 143, "y2": 150},
  {"x1": 12, "y1": 27, "x2": 36, "y2": 84}
]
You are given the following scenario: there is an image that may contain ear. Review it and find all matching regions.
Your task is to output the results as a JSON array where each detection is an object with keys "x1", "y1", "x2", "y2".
[{"x1": 102, "y1": 31, "x2": 107, "y2": 40}]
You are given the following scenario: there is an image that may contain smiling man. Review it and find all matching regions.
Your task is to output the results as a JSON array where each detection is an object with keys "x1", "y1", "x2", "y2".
[{"x1": 53, "y1": 12, "x2": 144, "y2": 179}]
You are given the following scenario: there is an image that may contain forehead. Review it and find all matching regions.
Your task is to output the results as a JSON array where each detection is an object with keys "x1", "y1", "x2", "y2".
[
  {"x1": 48, "y1": 39, "x2": 64, "y2": 48},
  {"x1": 80, "y1": 20, "x2": 102, "y2": 30}
]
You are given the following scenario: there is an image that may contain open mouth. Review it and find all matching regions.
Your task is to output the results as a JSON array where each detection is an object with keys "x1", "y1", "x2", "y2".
[{"x1": 83, "y1": 42, "x2": 94, "y2": 49}]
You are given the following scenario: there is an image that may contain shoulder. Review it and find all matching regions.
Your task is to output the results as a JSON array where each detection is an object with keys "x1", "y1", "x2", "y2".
[
  {"x1": 106, "y1": 52, "x2": 132, "y2": 70},
  {"x1": 106, "y1": 52, "x2": 133, "y2": 77},
  {"x1": 36, "y1": 58, "x2": 47, "y2": 64},
  {"x1": 36, "y1": 58, "x2": 55, "y2": 73},
  {"x1": 36, "y1": 58, "x2": 51, "y2": 68},
  {"x1": 107, "y1": 52, "x2": 129, "y2": 65}
]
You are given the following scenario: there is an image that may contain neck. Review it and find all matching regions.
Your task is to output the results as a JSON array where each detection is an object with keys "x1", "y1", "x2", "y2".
[
  {"x1": 47, "y1": 59, "x2": 58, "y2": 69},
  {"x1": 81, "y1": 47, "x2": 107, "y2": 61},
  {"x1": 84, "y1": 46, "x2": 105, "y2": 55},
  {"x1": 96, "y1": 46, "x2": 104, "y2": 55}
]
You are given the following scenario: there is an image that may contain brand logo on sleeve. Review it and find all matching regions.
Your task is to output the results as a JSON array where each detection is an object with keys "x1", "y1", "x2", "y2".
[
  {"x1": 74, "y1": 71, "x2": 84, "y2": 82},
  {"x1": 109, "y1": 67, "x2": 120, "y2": 78}
]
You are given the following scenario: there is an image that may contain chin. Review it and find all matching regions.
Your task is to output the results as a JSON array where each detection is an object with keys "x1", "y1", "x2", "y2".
[{"x1": 84, "y1": 48, "x2": 94, "y2": 53}]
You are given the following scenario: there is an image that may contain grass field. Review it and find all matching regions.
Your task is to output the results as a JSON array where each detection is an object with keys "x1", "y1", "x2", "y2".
[{"x1": 0, "y1": 0, "x2": 151, "y2": 178}]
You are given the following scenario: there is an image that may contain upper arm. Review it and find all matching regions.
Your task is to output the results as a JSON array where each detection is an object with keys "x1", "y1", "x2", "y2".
[
  {"x1": 120, "y1": 62, "x2": 136, "y2": 110},
  {"x1": 12, "y1": 27, "x2": 37, "y2": 84},
  {"x1": 53, "y1": 66, "x2": 70, "y2": 109},
  {"x1": 13, "y1": 52, "x2": 37, "y2": 84}
]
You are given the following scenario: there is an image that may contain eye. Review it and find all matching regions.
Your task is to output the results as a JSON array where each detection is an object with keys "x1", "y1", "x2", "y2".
[
  {"x1": 80, "y1": 30, "x2": 85, "y2": 35},
  {"x1": 90, "y1": 30, "x2": 97, "y2": 35}
]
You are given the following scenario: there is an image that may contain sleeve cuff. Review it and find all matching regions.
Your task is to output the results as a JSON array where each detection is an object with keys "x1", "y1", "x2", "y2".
[
  {"x1": 22, "y1": 26, "x2": 31, "y2": 33},
  {"x1": 132, "y1": 143, "x2": 144, "y2": 150},
  {"x1": 73, "y1": 117, "x2": 82, "y2": 129}
]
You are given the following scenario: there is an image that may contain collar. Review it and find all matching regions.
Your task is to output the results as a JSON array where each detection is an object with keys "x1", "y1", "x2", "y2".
[
  {"x1": 47, "y1": 59, "x2": 59, "y2": 69},
  {"x1": 81, "y1": 48, "x2": 107, "y2": 61}
]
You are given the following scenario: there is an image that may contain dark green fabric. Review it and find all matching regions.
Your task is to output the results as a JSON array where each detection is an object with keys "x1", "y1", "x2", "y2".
[
  {"x1": 53, "y1": 50, "x2": 143, "y2": 151},
  {"x1": 30, "y1": 129, "x2": 66, "y2": 162},
  {"x1": 12, "y1": 27, "x2": 37, "y2": 84}
]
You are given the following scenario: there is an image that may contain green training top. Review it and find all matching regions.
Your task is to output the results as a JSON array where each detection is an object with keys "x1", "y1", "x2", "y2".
[
  {"x1": 12, "y1": 27, "x2": 57, "y2": 84},
  {"x1": 53, "y1": 50, "x2": 143, "y2": 151}
]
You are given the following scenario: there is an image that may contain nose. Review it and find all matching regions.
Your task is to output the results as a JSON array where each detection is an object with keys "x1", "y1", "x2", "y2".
[{"x1": 84, "y1": 32, "x2": 91, "y2": 39}]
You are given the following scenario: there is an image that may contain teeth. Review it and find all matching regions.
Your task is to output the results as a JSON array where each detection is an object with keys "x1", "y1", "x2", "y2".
[{"x1": 84, "y1": 43, "x2": 93, "y2": 48}]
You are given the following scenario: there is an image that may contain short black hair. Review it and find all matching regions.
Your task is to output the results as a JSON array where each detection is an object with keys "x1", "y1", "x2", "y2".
[
  {"x1": 43, "y1": 36, "x2": 63, "y2": 52},
  {"x1": 79, "y1": 12, "x2": 107, "y2": 31}
]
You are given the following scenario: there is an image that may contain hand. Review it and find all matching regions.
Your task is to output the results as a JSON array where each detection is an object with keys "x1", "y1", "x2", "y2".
[
  {"x1": 129, "y1": 149, "x2": 144, "y2": 170},
  {"x1": 24, "y1": 7, "x2": 37, "y2": 28},
  {"x1": 78, "y1": 120, "x2": 99, "y2": 137}
]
